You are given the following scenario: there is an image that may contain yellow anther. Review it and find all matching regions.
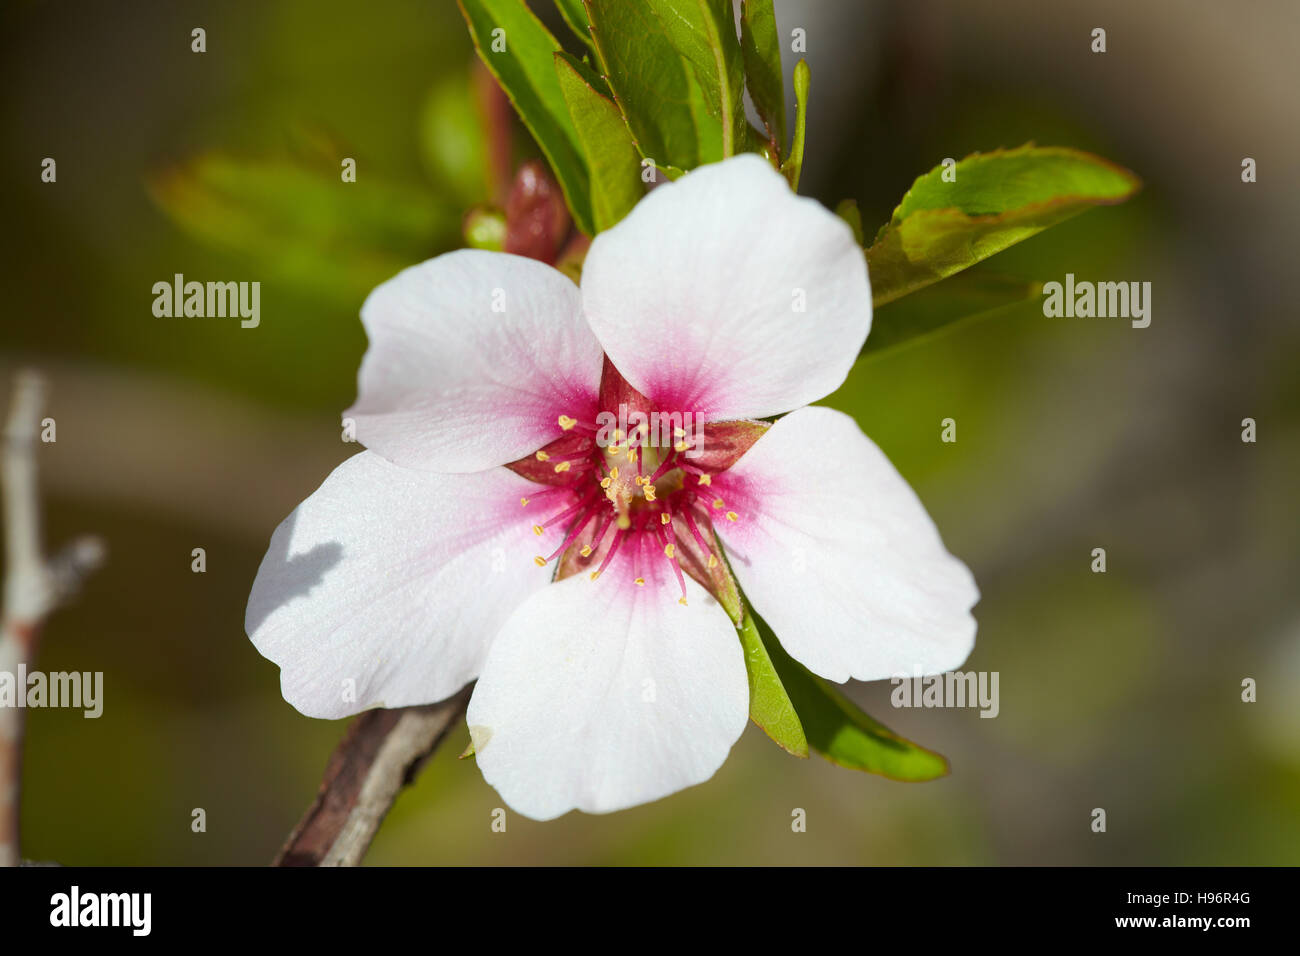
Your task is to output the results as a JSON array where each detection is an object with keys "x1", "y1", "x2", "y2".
[
  {"x1": 626, "y1": 448, "x2": 637, "y2": 462},
  {"x1": 678, "y1": 596, "x2": 688, "y2": 606},
  {"x1": 634, "y1": 475, "x2": 646, "y2": 486},
  {"x1": 634, "y1": 577, "x2": 645, "y2": 587},
  {"x1": 712, "y1": 497, "x2": 724, "y2": 509},
  {"x1": 600, "y1": 476, "x2": 612, "y2": 489},
  {"x1": 612, "y1": 429, "x2": 625, "y2": 442},
  {"x1": 589, "y1": 570, "x2": 601, "y2": 581},
  {"x1": 520, "y1": 497, "x2": 530, "y2": 507},
  {"x1": 610, "y1": 467, "x2": 619, "y2": 480},
  {"x1": 698, "y1": 474, "x2": 712, "y2": 486},
  {"x1": 535, "y1": 450, "x2": 550, "y2": 461},
  {"x1": 660, "y1": 513, "x2": 671, "y2": 525},
  {"x1": 663, "y1": 543, "x2": 675, "y2": 559},
  {"x1": 616, "y1": 514, "x2": 631, "y2": 530},
  {"x1": 673, "y1": 426, "x2": 686, "y2": 438},
  {"x1": 675, "y1": 441, "x2": 689, "y2": 452},
  {"x1": 554, "y1": 461, "x2": 571, "y2": 473},
  {"x1": 533, "y1": 556, "x2": 546, "y2": 566},
  {"x1": 557, "y1": 414, "x2": 577, "y2": 431},
  {"x1": 725, "y1": 511, "x2": 738, "y2": 522},
  {"x1": 644, "y1": 486, "x2": 657, "y2": 502},
  {"x1": 707, "y1": 554, "x2": 718, "y2": 569},
  {"x1": 532, "y1": 524, "x2": 544, "y2": 536},
  {"x1": 579, "y1": 545, "x2": 592, "y2": 557}
]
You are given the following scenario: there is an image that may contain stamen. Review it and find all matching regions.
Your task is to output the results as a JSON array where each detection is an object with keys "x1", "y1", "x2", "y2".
[
  {"x1": 535, "y1": 450, "x2": 550, "y2": 461},
  {"x1": 648, "y1": 447, "x2": 679, "y2": 483},
  {"x1": 546, "y1": 446, "x2": 595, "y2": 466},
  {"x1": 681, "y1": 506, "x2": 721, "y2": 573},
  {"x1": 712, "y1": 497, "x2": 725, "y2": 509},
  {"x1": 589, "y1": 527, "x2": 628, "y2": 581},
  {"x1": 553, "y1": 461, "x2": 571, "y2": 473},
  {"x1": 543, "y1": 505, "x2": 599, "y2": 562},
  {"x1": 557, "y1": 414, "x2": 577, "y2": 431},
  {"x1": 520, "y1": 486, "x2": 571, "y2": 507},
  {"x1": 542, "y1": 487, "x2": 600, "y2": 529},
  {"x1": 588, "y1": 510, "x2": 614, "y2": 552},
  {"x1": 655, "y1": 524, "x2": 689, "y2": 606},
  {"x1": 725, "y1": 511, "x2": 738, "y2": 522}
]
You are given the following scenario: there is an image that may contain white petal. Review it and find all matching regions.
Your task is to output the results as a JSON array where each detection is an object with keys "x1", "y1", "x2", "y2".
[
  {"x1": 580, "y1": 154, "x2": 871, "y2": 421},
  {"x1": 246, "y1": 451, "x2": 563, "y2": 718},
  {"x1": 467, "y1": 572, "x2": 747, "y2": 820},
  {"x1": 712, "y1": 407, "x2": 979, "y2": 682},
  {"x1": 347, "y1": 249, "x2": 604, "y2": 473}
]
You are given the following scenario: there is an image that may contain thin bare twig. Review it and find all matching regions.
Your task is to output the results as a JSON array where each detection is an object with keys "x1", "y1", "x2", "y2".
[
  {"x1": 1, "y1": 371, "x2": 104, "y2": 866},
  {"x1": 274, "y1": 685, "x2": 472, "y2": 866}
]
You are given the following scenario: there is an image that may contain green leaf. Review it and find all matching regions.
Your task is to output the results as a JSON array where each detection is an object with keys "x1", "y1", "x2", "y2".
[
  {"x1": 862, "y1": 271, "x2": 1044, "y2": 359},
  {"x1": 737, "y1": 613, "x2": 808, "y2": 757},
  {"x1": 644, "y1": 0, "x2": 746, "y2": 158},
  {"x1": 458, "y1": 0, "x2": 594, "y2": 234},
  {"x1": 866, "y1": 144, "x2": 1141, "y2": 306},
  {"x1": 835, "y1": 198, "x2": 864, "y2": 246},
  {"x1": 753, "y1": 613, "x2": 950, "y2": 781},
  {"x1": 553, "y1": 0, "x2": 594, "y2": 49},
  {"x1": 554, "y1": 52, "x2": 644, "y2": 232},
  {"x1": 780, "y1": 58, "x2": 809, "y2": 190},
  {"x1": 739, "y1": 0, "x2": 784, "y2": 153},
  {"x1": 584, "y1": 0, "x2": 706, "y2": 170},
  {"x1": 148, "y1": 155, "x2": 459, "y2": 303},
  {"x1": 684, "y1": 68, "x2": 725, "y2": 165}
]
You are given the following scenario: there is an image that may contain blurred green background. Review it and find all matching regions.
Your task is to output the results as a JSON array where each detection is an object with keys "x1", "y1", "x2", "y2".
[{"x1": 2, "y1": 0, "x2": 1297, "y2": 864}]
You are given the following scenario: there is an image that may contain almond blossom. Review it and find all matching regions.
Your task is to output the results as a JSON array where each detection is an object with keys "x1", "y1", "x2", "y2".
[{"x1": 246, "y1": 155, "x2": 978, "y2": 820}]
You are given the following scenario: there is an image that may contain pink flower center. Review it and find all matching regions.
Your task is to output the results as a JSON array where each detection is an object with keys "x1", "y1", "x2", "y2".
[
  {"x1": 518, "y1": 412, "x2": 732, "y2": 606},
  {"x1": 507, "y1": 360, "x2": 762, "y2": 605}
]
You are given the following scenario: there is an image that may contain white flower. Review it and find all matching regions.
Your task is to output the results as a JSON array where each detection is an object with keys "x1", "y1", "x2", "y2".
[{"x1": 246, "y1": 155, "x2": 978, "y2": 820}]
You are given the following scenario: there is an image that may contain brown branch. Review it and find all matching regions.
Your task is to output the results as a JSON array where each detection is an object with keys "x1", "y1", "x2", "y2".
[
  {"x1": 1, "y1": 371, "x2": 104, "y2": 867},
  {"x1": 273, "y1": 685, "x2": 472, "y2": 866}
]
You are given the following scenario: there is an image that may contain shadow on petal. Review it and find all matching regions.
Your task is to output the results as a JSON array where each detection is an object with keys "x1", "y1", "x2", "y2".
[{"x1": 245, "y1": 509, "x2": 344, "y2": 634}]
